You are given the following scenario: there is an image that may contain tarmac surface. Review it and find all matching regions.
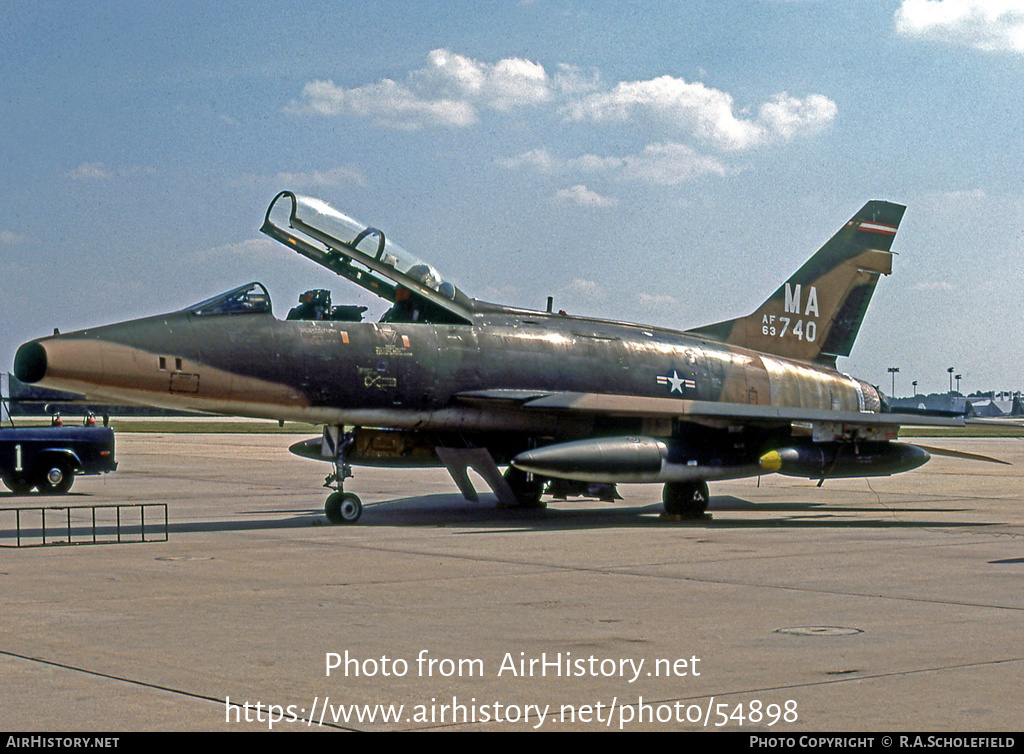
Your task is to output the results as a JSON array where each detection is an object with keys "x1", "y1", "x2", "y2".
[{"x1": 2, "y1": 433, "x2": 1022, "y2": 732}]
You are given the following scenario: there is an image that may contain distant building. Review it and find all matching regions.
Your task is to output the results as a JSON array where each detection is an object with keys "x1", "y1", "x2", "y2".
[{"x1": 890, "y1": 390, "x2": 1024, "y2": 417}]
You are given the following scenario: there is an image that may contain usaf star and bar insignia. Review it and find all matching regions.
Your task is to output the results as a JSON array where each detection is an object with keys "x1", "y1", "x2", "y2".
[{"x1": 656, "y1": 369, "x2": 696, "y2": 394}]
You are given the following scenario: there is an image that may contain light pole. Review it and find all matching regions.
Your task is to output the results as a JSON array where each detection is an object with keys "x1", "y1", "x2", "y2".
[
  {"x1": 955, "y1": 374, "x2": 962, "y2": 394},
  {"x1": 947, "y1": 367, "x2": 954, "y2": 393},
  {"x1": 888, "y1": 366, "x2": 900, "y2": 396},
  {"x1": 912, "y1": 380, "x2": 918, "y2": 396}
]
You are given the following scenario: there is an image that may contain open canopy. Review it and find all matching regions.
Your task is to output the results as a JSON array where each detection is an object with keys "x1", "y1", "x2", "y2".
[{"x1": 261, "y1": 191, "x2": 473, "y2": 325}]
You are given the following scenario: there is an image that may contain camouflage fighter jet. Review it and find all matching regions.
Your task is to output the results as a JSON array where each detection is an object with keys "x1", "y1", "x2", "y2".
[{"x1": 15, "y1": 192, "x2": 966, "y2": 523}]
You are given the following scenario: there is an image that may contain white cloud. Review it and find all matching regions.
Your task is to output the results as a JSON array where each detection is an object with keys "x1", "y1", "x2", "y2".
[
  {"x1": 231, "y1": 166, "x2": 367, "y2": 189},
  {"x1": 291, "y1": 78, "x2": 477, "y2": 130},
  {"x1": 425, "y1": 49, "x2": 551, "y2": 111},
  {"x1": 498, "y1": 147, "x2": 561, "y2": 173},
  {"x1": 552, "y1": 63, "x2": 603, "y2": 95},
  {"x1": 563, "y1": 278, "x2": 606, "y2": 299},
  {"x1": 185, "y1": 238, "x2": 280, "y2": 264},
  {"x1": 274, "y1": 166, "x2": 367, "y2": 188},
  {"x1": 552, "y1": 184, "x2": 618, "y2": 207},
  {"x1": 637, "y1": 292, "x2": 689, "y2": 320},
  {"x1": 290, "y1": 49, "x2": 836, "y2": 191},
  {"x1": 68, "y1": 162, "x2": 114, "y2": 180},
  {"x1": 756, "y1": 93, "x2": 838, "y2": 141},
  {"x1": 922, "y1": 188, "x2": 989, "y2": 205},
  {"x1": 0, "y1": 230, "x2": 27, "y2": 244},
  {"x1": 289, "y1": 49, "x2": 552, "y2": 129},
  {"x1": 638, "y1": 292, "x2": 678, "y2": 307},
  {"x1": 574, "y1": 153, "x2": 624, "y2": 173},
  {"x1": 896, "y1": 0, "x2": 1024, "y2": 53},
  {"x1": 566, "y1": 75, "x2": 836, "y2": 151},
  {"x1": 500, "y1": 142, "x2": 729, "y2": 185},
  {"x1": 67, "y1": 162, "x2": 156, "y2": 181},
  {"x1": 619, "y1": 143, "x2": 731, "y2": 184},
  {"x1": 499, "y1": 148, "x2": 624, "y2": 175}
]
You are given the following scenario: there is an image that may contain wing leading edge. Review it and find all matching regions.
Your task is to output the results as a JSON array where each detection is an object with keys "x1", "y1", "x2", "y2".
[{"x1": 456, "y1": 390, "x2": 966, "y2": 429}]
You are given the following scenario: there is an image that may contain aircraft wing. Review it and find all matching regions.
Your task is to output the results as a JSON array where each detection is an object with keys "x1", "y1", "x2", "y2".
[{"x1": 456, "y1": 390, "x2": 966, "y2": 428}]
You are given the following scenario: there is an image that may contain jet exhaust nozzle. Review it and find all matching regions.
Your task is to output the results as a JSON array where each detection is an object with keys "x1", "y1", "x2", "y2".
[
  {"x1": 759, "y1": 442, "x2": 930, "y2": 479},
  {"x1": 14, "y1": 340, "x2": 48, "y2": 384}
]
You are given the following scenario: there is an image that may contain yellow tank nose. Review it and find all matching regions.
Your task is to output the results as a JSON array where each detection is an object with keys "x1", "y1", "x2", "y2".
[{"x1": 759, "y1": 450, "x2": 783, "y2": 473}]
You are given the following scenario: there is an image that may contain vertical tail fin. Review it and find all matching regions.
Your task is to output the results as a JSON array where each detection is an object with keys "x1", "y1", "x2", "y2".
[{"x1": 687, "y1": 201, "x2": 906, "y2": 365}]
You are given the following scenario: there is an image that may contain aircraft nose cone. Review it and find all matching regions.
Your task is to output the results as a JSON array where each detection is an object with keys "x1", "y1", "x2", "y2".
[{"x1": 14, "y1": 340, "x2": 48, "y2": 384}]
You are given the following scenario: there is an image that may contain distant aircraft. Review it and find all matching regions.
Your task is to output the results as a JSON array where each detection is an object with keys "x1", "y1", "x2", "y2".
[{"x1": 15, "y1": 192, "x2": 970, "y2": 523}]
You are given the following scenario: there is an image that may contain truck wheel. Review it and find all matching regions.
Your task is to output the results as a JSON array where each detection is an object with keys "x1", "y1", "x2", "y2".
[
  {"x1": 3, "y1": 476, "x2": 34, "y2": 495},
  {"x1": 36, "y1": 458, "x2": 74, "y2": 495}
]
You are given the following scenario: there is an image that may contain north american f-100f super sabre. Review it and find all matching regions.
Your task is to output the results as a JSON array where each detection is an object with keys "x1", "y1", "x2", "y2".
[{"x1": 15, "y1": 192, "x2": 970, "y2": 523}]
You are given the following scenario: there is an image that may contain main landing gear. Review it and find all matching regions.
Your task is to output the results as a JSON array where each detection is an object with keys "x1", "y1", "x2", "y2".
[
  {"x1": 323, "y1": 429, "x2": 362, "y2": 524},
  {"x1": 501, "y1": 466, "x2": 546, "y2": 508},
  {"x1": 662, "y1": 480, "x2": 710, "y2": 517}
]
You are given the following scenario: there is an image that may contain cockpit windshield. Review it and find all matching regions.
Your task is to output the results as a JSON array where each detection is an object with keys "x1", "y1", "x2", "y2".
[
  {"x1": 189, "y1": 282, "x2": 272, "y2": 316},
  {"x1": 260, "y1": 192, "x2": 473, "y2": 325}
]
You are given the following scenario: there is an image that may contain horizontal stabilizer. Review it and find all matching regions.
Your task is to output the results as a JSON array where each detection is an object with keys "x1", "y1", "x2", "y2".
[{"x1": 910, "y1": 444, "x2": 1011, "y2": 465}]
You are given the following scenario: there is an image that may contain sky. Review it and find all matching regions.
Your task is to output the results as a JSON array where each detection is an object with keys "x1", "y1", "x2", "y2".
[{"x1": 2, "y1": 0, "x2": 1022, "y2": 397}]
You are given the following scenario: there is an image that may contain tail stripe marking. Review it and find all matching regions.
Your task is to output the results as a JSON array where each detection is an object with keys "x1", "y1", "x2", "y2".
[{"x1": 854, "y1": 221, "x2": 897, "y2": 235}]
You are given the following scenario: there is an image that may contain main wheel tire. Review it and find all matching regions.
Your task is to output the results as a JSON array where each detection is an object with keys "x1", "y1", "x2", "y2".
[
  {"x1": 502, "y1": 466, "x2": 546, "y2": 508},
  {"x1": 325, "y1": 491, "x2": 362, "y2": 524},
  {"x1": 2, "y1": 476, "x2": 34, "y2": 495},
  {"x1": 663, "y1": 481, "x2": 709, "y2": 517},
  {"x1": 35, "y1": 458, "x2": 74, "y2": 495}
]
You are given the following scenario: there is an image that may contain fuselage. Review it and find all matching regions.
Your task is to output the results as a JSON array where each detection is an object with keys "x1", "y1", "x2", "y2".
[{"x1": 14, "y1": 297, "x2": 881, "y2": 439}]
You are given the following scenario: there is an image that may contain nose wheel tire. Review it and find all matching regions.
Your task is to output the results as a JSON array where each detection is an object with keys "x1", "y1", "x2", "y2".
[
  {"x1": 325, "y1": 492, "x2": 362, "y2": 524},
  {"x1": 663, "y1": 480, "x2": 709, "y2": 517}
]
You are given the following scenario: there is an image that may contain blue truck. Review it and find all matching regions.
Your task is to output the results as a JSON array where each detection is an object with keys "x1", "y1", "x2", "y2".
[{"x1": 0, "y1": 424, "x2": 117, "y2": 495}]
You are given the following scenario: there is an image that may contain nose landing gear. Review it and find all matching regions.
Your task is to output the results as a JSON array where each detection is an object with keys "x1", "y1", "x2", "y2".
[{"x1": 323, "y1": 428, "x2": 362, "y2": 524}]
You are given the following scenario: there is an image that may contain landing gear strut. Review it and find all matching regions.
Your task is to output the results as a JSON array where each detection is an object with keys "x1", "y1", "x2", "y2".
[
  {"x1": 663, "y1": 480, "x2": 710, "y2": 517},
  {"x1": 323, "y1": 429, "x2": 362, "y2": 524}
]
